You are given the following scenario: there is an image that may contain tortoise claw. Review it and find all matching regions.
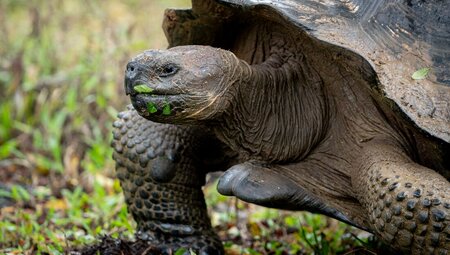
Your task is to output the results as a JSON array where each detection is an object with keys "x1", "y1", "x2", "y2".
[
  {"x1": 218, "y1": 162, "x2": 297, "y2": 205},
  {"x1": 218, "y1": 162, "x2": 366, "y2": 229}
]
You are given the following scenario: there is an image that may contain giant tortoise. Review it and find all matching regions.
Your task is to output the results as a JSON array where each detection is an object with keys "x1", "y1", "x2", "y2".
[{"x1": 111, "y1": 0, "x2": 450, "y2": 254}]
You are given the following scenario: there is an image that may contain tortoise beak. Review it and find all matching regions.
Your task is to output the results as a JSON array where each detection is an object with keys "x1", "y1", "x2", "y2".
[
  {"x1": 124, "y1": 79, "x2": 135, "y2": 96},
  {"x1": 124, "y1": 61, "x2": 144, "y2": 96}
]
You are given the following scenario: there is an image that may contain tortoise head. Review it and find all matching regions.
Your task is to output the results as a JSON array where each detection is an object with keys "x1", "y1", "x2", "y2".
[{"x1": 125, "y1": 45, "x2": 245, "y2": 123}]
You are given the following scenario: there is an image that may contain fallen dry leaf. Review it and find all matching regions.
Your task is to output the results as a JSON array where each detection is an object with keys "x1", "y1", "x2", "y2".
[{"x1": 45, "y1": 199, "x2": 68, "y2": 211}]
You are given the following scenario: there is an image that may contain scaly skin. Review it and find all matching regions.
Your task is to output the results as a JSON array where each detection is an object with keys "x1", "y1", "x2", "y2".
[
  {"x1": 111, "y1": 105, "x2": 223, "y2": 254},
  {"x1": 354, "y1": 140, "x2": 449, "y2": 254}
]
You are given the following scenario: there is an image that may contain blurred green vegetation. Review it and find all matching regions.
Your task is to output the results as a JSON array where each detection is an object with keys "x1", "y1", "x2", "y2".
[
  {"x1": 0, "y1": 0, "x2": 377, "y2": 254},
  {"x1": 0, "y1": 0, "x2": 190, "y2": 175},
  {"x1": 0, "y1": 0, "x2": 191, "y2": 253}
]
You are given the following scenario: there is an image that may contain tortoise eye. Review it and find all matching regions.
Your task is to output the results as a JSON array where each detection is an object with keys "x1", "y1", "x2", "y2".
[{"x1": 159, "y1": 64, "x2": 178, "y2": 77}]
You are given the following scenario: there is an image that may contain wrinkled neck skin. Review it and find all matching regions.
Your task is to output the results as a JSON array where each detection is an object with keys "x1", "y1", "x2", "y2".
[{"x1": 212, "y1": 53, "x2": 330, "y2": 163}]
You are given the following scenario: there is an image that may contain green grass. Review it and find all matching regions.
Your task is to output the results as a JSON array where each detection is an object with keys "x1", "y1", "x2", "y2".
[
  {"x1": 203, "y1": 183, "x2": 377, "y2": 255},
  {"x1": 0, "y1": 0, "x2": 376, "y2": 254},
  {"x1": 0, "y1": 182, "x2": 133, "y2": 254}
]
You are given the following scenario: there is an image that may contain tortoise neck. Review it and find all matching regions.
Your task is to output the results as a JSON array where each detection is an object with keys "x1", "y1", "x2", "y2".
[{"x1": 213, "y1": 57, "x2": 331, "y2": 162}]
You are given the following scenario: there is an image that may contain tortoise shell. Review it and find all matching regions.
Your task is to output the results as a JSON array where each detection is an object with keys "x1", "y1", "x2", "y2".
[{"x1": 163, "y1": 0, "x2": 450, "y2": 142}]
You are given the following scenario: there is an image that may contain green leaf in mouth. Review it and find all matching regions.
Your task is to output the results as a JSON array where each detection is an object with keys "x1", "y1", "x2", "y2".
[
  {"x1": 147, "y1": 102, "x2": 158, "y2": 113},
  {"x1": 162, "y1": 102, "x2": 171, "y2": 115},
  {"x1": 134, "y1": 85, "x2": 154, "y2": 93}
]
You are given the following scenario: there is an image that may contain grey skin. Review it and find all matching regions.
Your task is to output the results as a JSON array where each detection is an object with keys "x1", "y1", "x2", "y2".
[{"x1": 116, "y1": 44, "x2": 449, "y2": 255}]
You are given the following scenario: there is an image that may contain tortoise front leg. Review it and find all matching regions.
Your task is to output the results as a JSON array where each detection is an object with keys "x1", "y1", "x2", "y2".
[
  {"x1": 353, "y1": 141, "x2": 449, "y2": 254},
  {"x1": 111, "y1": 106, "x2": 226, "y2": 254},
  {"x1": 217, "y1": 161, "x2": 365, "y2": 229}
]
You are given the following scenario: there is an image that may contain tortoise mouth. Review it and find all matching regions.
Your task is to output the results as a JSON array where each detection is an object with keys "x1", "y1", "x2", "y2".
[
  {"x1": 128, "y1": 81, "x2": 213, "y2": 121},
  {"x1": 130, "y1": 93, "x2": 185, "y2": 118},
  {"x1": 126, "y1": 78, "x2": 181, "y2": 96}
]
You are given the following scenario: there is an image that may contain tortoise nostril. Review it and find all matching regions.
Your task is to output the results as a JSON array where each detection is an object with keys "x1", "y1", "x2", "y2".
[
  {"x1": 125, "y1": 61, "x2": 141, "y2": 95},
  {"x1": 127, "y1": 62, "x2": 137, "y2": 72},
  {"x1": 126, "y1": 61, "x2": 140, "y2": 80}
]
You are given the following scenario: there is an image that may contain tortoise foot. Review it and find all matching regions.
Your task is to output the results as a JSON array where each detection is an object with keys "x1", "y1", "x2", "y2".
[{"x1": 135, "y1": 229, "x2": 223, "y2": 255}]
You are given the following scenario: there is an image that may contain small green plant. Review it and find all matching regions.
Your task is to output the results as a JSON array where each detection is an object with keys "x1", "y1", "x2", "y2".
[{"x1": 174, "y1": 248, "x2": 198, "y2": 255}]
